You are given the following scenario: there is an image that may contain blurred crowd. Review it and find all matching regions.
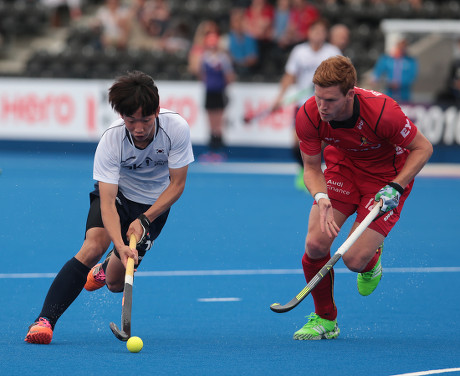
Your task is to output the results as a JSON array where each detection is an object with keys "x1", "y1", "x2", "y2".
[
  {"x1": 26, "y1": 0, "x2": 430, "y2": 81},
  {"x1": 2, "y1": 0, "x2": 460, "y2": 108},
  {"x1": 2, "y1": 0, "x2": 459, "y2": 158}
]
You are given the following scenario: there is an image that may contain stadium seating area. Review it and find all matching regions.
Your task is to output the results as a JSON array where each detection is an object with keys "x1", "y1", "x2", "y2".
[{"x1": 1, "y1": 0, "x2": 460, "y2": 82}]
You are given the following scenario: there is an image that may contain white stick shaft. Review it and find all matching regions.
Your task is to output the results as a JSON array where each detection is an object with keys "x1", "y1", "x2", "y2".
[{"x1": 336, "y1": 203, "x2": 382, "y2": 256}]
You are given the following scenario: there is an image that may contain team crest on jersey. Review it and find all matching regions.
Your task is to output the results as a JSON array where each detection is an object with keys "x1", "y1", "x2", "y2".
[{"x1": 352, "y1": 136, "x2": 380, "y2": 152}]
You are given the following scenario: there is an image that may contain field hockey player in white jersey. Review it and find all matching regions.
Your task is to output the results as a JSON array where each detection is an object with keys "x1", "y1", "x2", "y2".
[{"x1": 25, "y1": 71, "x2": 195, "y2": 344}]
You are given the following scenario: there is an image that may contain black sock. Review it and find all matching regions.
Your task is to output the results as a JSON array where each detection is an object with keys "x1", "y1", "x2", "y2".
[{"x1": 36, "y1": 257, "x2": 90, "y2": 329}]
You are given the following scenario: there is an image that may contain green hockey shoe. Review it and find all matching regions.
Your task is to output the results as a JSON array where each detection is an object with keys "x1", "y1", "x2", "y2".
[
  {"x1": 293, "y1": 312, "x2": 340, "y2": 340},
  {"x1": 357, "y1": 244, "x2": 383, "y2": 296},
  {"x1": 295, "y1": 169, "x2": 309, "y2": 193}
]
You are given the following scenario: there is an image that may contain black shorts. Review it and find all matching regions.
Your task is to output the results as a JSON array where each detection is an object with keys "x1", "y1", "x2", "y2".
[
  {"x1": 86, "y1": 188, "x2": 169, "y2": 263},
  {"x1": 205, "y1": 90, "x2": 227, "y2": 110}
]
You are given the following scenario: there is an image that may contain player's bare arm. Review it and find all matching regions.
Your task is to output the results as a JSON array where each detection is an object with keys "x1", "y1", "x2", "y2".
[
  {"x1": 302, "y1": 151, "x2": 340, "y2": 238},
  {"x1": 99, "y1": 181, "x2": 138, "y2": 267},
  {"x1": 273, "y1": 73, "x2": 296, "y2": 110},
  {"x1": 392, "y1": 131, "x2": 433, "y2": 188}
]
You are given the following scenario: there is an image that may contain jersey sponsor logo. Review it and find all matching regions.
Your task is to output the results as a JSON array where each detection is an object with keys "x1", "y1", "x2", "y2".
[
  {"x1": 395, "y1": 146, "x2": 404, "y2": 155},
  {"x1": 326, "y1": 180, "x2": 350, "y2": 196},
  {"x1": 326, "y1": 179, "x2": 343, "y2": 188},
  {"x1": 324, "y1": 137, "x2": 340, "y2": 144},
  {"x1": 383, "y1": 210, "x2": 393, "y2": 221},
  {"x1": 123, "y1": 157, "x2": 155, "y2": 170},
  {"x1": 400, "y1": 119, "x2": 411, "y2": 138}
]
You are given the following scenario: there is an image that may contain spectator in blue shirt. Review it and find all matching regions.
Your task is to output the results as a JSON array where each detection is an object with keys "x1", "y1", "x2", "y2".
[
  {"x1": 273, "y1": 0, "x2": 291, "y2": 49},
  {"x1": 372, "y1": 37, "x2": 418, "y2": 103},
  {"x1": 228, "y1": 8, "x2": 259, "y2": 79}
]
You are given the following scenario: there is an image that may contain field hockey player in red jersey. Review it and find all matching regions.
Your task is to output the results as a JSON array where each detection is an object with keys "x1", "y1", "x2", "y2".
[{"x1": 292, "y1": 55, "x2": 433, "y2": 340}]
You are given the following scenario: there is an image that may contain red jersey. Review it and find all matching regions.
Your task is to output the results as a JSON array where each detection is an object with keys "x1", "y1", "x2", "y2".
[{"x1": 296, "y1": 87, "x2": 417, "y2": 181}]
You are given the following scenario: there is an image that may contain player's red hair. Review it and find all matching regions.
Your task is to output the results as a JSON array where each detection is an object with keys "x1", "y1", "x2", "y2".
[{"x1": 313, "y1": 55, "x2": 357, "y2": 96}]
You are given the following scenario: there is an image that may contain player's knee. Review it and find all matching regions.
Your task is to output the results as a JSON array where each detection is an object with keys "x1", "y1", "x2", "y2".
[
  {"x1": 305, "y1": 237, "x2": 329, "y2": 258},
  {"x1": 106, "y1": 280, "x2": 124, "y2": 293},
  {"x1": 342, "y1": 253, "x2": 367, "y2": 272},
  {"x1": 77, "y1": 239, "x2": 108, "y2": 267}
]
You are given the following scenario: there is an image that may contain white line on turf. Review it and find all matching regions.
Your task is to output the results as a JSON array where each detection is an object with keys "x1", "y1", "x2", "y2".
[
  {"x1": 197, "y1": 297, "x2": 241, "y2": 302},
  {"x1": 390, "y1": 367, "x2": 460, "y2": 376},
  {"x1": 1, "y1": 267, "x2": 460, "y2": 279}
]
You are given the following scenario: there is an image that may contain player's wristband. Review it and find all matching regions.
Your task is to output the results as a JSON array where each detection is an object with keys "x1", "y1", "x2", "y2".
[
  {"x1": 137, "y1": 214, "x2": 151, "y2": 243},
  {"x1": 388, "y1": 182, "x2": 404, "y2": 195},
  {"x1": 138, "y1": 213, "x2": 151, "y2": 229},
  {"x1": 314, "y1": 192, "x2": 329, "y2": 203}
]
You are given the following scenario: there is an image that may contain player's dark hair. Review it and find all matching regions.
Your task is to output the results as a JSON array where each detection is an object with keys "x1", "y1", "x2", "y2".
[
  {"x1": 108, "y1": 71, "x2": 160, "y2": 117},
  {"x1": 313, "y1": 55, "x2": 357, "y2": 95}
]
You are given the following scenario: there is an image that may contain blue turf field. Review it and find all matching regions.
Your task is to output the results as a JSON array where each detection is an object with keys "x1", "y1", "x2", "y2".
[{"x1": 1, "y1": 150, "x2": 460, "y2": 376}]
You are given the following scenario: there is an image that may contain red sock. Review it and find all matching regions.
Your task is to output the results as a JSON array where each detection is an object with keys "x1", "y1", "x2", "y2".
[
  {"x1": 361, "y1": 246, "x2": 382, "y2": 273},
  {"x1": 302, "y1": 253, "x2": 337, "y2": 321}
]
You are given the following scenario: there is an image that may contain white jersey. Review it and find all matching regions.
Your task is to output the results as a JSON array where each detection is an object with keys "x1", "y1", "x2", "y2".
[
  {"x1": 285, "y1": 42, "x2": 342, "y2": 106},
  {"x1": 93, "y1": 108, "x2": 194, "y2": 205}
]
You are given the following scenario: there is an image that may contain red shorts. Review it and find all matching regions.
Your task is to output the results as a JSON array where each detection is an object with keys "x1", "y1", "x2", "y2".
[{"x1": 322, "y1": 147, "x2": 413, "y2": 236}]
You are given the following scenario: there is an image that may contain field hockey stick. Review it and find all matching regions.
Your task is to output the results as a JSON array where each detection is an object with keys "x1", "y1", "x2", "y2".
[
  {"x1": 109, "y1": 234, "x2": 137, "y2": 341},
  {"x1": 270, "y1": 201, "x2": 382, "y2": 313},
  {"x1": 242, "y1": 87, "x2": 312, "y2": 124},
  {"x1": 243, "y1": 107, "x2": 275, "y2": 124}
]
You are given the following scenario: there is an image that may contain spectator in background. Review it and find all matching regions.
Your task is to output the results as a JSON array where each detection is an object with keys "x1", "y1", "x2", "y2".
[
  {"x1": 272, "y1": 18, "x2": 341, "y2": 190},
  {"x1": 199, "y1": 33, "x2": 235, "y2": 160},
  {"x1": 41, "y1": 0, "x2": 82, "y2": 28},
  {"x1": 227, "y1": 8, "x2": 259, "y2": 79},
  {"x1": 329, "y1": 23, "x2": 350, "y2": 54},
  {"x1": 407, "y1": 0, "x2": 422, "y2": 11},
  {"x1": 187, "y1": 20, "x2": 220, "y2": 78},
  {"x1": 287, "y1": 0, "x2": 320, "y2": 45},
  {"x1": 447, "y1": 39, "x2": 460, "y2": 106},
  {"x1": 0, "y1": 30, "x2": 4, "y2": 52},
  {"x1": 273, "y1": 0, "x2": 292, "y2": 50},
  {"x1": 437, "y1": 38, "x2": 460, "y2": 107},
  {"x1": 92, "y1": 0, "x2": 132, "y2": 50},
  {"x1": 161, "y1": 20, "x2": 191, "y2": 54},
  {"x1": 244, "y1": 0, "x2": 275, "y2": 64},
  {"x1": 135, "y1": 0, "x2": 170, "y2": 38},
  {"x1": 372, "y1": 36, "x2": 418, "y2": 103}
]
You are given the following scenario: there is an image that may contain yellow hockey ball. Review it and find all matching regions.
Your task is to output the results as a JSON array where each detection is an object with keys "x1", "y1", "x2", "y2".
[{"x1": 127, "y1": 336, "x2": 143, "y2": 353}]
